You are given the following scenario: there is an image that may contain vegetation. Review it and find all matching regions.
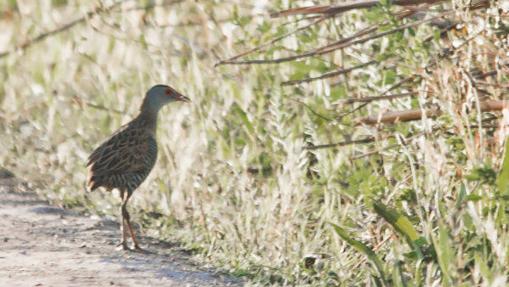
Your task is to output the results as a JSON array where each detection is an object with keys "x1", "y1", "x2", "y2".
[{"x1": 1, "y1": 0, "x2": 508, "y2": 285}]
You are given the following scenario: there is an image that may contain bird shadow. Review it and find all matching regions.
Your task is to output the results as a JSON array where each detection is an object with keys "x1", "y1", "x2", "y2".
[
  {"x1": 91, "y1": 218, "x2": 242, "y2": 286},
  {"x1": 100, "y1": 251, "x2": 235, "y2": 285},
  {"x1": 0, "y1": 167, "x2": 242, "y2": 286}
]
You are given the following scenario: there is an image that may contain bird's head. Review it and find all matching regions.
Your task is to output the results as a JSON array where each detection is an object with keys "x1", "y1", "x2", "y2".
[{"x1": 141, "y1": 84, "x2": 190, "y2": 113}]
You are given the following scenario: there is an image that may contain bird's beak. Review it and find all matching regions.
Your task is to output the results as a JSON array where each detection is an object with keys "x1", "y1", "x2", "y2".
[{"x1": 174, "y1": 90, "x2": 191, "y2": 103}]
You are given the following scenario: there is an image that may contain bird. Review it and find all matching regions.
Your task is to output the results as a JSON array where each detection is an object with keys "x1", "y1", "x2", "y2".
[{"x1": 86, "y1": 84, "x2": 190, "y2": 251}]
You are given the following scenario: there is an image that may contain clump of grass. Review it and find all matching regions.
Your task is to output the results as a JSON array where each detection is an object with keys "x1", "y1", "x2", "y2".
[{"x1": 1, "y1": 1, "x2": 508, "y2": 285}]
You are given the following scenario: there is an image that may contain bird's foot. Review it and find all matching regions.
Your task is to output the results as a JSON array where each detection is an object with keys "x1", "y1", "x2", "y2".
[
  {"x1": 116, "y1": 241, "x2": 130, "y2": 251},
  {"x1": 132, "y1": 244, "x2": 153, "y2": 254}
]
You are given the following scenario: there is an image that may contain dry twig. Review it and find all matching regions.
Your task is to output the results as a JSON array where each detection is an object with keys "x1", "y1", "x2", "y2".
[
  {"x1": 306, "y1": 136, "x2": 376, "y2": 150},
  {"x1": 215, "y1": 15, "x2": 329, "y2": 66},
  {"x1": 0, "y1": 1, "x2": 125, "y2": 59},
  {"x1": 356, "y1": 100, "x2": 508, "y2": 125},
  {"x1": 282, "y1": 60, "x2": 377, "y2": 86},
  {"x1": 271, "y1": 0, "x2": 445, "y2": 18}
]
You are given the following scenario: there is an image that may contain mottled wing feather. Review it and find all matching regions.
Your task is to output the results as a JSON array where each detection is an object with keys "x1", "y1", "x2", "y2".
[
  {"x1": 86, "y1": 124, "x2": 158, "y2": 192},
  {"x1": 87, "y1": 124, "x2": 129, "y2": 167},
  {"x1": 88, "y1": 130, "x2": 146, "y2": 175}
]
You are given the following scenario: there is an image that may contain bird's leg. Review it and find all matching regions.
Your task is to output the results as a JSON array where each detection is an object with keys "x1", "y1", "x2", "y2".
[
  {"x1": 117, "y1": 190, "x2": 130, "y2": 250},
  {"x1": 123, "y1": 191, "x2": 143, "y2": 250}
]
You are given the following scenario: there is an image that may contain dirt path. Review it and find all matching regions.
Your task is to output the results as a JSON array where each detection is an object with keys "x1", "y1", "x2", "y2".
[{"x1": 0, "y1": 170, "x2": 242, "y2": 287}]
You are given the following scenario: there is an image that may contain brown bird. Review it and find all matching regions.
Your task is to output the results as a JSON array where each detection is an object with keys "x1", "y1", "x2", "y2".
[{"x1": 86, "y1": 84, "x2": 190, "y2": 250}]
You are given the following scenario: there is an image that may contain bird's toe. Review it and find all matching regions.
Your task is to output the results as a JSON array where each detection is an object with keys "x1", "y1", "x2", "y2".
[{"x1": 116, "y1": 241, "x2": 130, "y2": 251}]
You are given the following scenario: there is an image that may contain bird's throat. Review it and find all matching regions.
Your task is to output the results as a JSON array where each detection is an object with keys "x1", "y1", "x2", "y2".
[{"x1": 136, "y1": 109, "x2": 159, "y2": 133}]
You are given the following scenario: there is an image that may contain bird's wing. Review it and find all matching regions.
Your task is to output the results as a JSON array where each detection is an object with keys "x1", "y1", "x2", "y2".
[{"x1": 87, "y1": 126, "x2": 151, "y2": 176}]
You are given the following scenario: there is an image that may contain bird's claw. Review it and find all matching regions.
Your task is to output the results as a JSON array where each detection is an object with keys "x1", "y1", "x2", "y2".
[
  {"x1": 116, "y1": 241, "x2": 130, "y2": 251},
  {"x1": 133, "y1": 244, "x2": 154, "y2": 254}
]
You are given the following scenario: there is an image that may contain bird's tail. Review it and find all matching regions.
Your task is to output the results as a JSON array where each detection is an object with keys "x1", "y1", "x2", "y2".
[
  {"x1": 83, "y1": 181, "x2": 91, "y2": 193},
  {"x1": 83, "y1": 177, "x2": 98, "y2": 193}
]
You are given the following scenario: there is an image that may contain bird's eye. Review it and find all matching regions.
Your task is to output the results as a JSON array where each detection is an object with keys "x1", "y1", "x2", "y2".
[{"x1": 165, "y1": 89, "x2": 178, "y2": 96}]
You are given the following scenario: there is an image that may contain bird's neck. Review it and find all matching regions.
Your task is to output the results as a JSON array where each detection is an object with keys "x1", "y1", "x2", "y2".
[{"x1": 134, "y1": 108, "x2": 160, "y2": 133}]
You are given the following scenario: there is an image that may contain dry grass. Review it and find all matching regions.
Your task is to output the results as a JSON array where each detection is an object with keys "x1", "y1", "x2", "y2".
[{"x1": 1, "y1": 0, "x2": 509, "y2": 286}]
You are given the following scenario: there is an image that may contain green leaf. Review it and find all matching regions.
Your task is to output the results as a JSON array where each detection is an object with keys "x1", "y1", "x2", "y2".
[
  {"x1": 330, "y1": 223, "x2": 386, "y2": 281},
  {"x1": 455, "y1": 183, "x2": 467, "y2": 208},
  {"x1": 431, "y1": 222, "x2": 453, "y2": 286},
  {"x1": 382, "y1": 70, "x2": 397, "y2": 85},
  {"x1": 391, "y1": 261, "x2": 407, "y2": 287},
  {"x1": 497, "y1": 137, "x2": 509, "y2": 195},
  {"x1": 51, "y1": 0, "x2": 68, "y2": 6},
  {"x1": 466, "y1": 165, "x2": 497, "y2": 185},
  {"x1": 373, "y1": 201, "x2": 426, "y2": 258},
  {"x1": 231, "y1": 103, "x2": 255, "y2": 136},
  {"x1": 232, "y1": 5, "x2": 251, "y2": 27},
  {"x1": 465, "y1": 194, "x2": 482, "y2": 201},
  {"x1": 289, "y1": 61, "x2": 312, "y2": 81},
  {"x1": 330, "y1": 85, "x2": 347, "y2": 101}
]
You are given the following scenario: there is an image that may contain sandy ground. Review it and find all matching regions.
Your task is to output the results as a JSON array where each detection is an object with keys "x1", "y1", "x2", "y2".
[{"x1": 0, "y1": 169, "x2": 242, "y2": 287}]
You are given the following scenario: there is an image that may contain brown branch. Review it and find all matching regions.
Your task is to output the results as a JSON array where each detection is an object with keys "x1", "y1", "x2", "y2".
[
  {"x1": 215, "y1": 15, "x2": 328, "y2": 66},
  {"x1": 0, "y1": 1, "x2": 125, "y2": 59},
  {"x1": 271, "y1": 0, "x2": 489, "y2": 18},
  {"x1": 110, "y1": 0, "x2": 184, "y2": 12},
  {"x1": 350, "y1": 143, "x2": 400, "y2": 159},
  {"x1": 337, "y1": 102, "x2": 370, "y2": 120},
  {"x1": 379, "y1": 75, "x2": 418, "y2": 95},
  {"x1": 218, "y1": 0, "x2": 492, "y2": 67},
  {"x1": 217, "y1": 7, "x2": 423, "y2": 66},
  {"x1": 221, "y1": 12, "x2": 450, "y2": 66},
  {"x1": 480, "y1": 100, "x2": 509, "y2": 111},
  {"x1": 217, "y1": 8, "x2": 416, "y2": 66},
  {"x1": 350, "y1": 132, "x2": 426, "y2": 159},
  {"x1": 281, "y1": 60, "x2": 377, "y2": 86},
  {"x1": 309, "y1": 12, "x2": 453, "y2": 58},
  {"x1": 271, "y1": 0, "x2": 445, "y2": 18},
  {"x1": 217, "y1": 25, "x2": 377, "y2": 65},
  {"x1": 332, "y1": 71, "x2": 418, "y2": 105},
  {"x1": 344, "y1": 92, "x2": 418, "y2": 104},
  {"x1": 289, "y1": 99, "x2": 334, "y2": 121},
  {"x1": 356, "y1": 100, "x2": 508, "y2": 125},
  {"x1": 357, "y1": 108, "x2": 439, "y2": 125},
  {"x1": 306, "y1": 136, "x2": 376, "y2": 150}
]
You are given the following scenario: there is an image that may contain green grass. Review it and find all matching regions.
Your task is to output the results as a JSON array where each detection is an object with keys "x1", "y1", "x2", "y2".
[{"x1": 1, "y1": 0, "x2": 509, "y2": 286}]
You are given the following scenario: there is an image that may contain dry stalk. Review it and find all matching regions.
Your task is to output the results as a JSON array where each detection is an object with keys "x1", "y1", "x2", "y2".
[{"x1": 356, "y1": 100, "x2": 508, "y2": 125}]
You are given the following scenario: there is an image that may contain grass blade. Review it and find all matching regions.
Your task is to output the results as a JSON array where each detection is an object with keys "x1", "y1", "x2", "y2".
[
  {"x1": 373, "y1": 201, "x2": 426, "y2": 258},
  {"x1": 330, "y1": 223, "x2": 386, "y2": 281},
  {"x1": 431, "y1": 222, "x2": 453, "y2": 286},
  {"x1": 497, "y1": 137, "x2": 509, "y2": 195}
]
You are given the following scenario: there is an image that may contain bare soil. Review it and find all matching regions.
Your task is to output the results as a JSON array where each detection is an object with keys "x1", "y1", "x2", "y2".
[{"x1": 0, "y1": 169, "x2": 242, "y2": 287}]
